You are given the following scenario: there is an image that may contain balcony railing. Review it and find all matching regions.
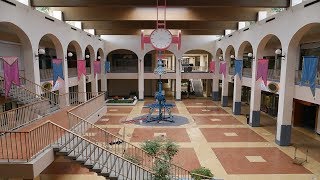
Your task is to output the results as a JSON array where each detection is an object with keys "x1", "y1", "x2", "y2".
[
  {"x1": 110, "y1": 66, "x2": 138, "y2": 73},
  {"x1": 295, "y1": 70, "x2": 320, "y2": 86},
  {"x1": 181, "y1": 66, "x2": 208, "y2": 73},
  {"x1": 40, "y1": 67, "x2": 92, "y2": 81}
]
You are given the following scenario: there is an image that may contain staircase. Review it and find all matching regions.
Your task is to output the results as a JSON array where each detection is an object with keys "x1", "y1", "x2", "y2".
[
  {"x1": 190, "y1": 79, "x2": 204, "y2": 97},
  {"x1": 0, "y1": 75, "x2": 60, "y2": 131}
]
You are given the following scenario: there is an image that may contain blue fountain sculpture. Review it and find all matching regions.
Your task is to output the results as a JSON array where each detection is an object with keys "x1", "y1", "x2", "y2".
[{"x1": 145, "y1": 59, "x2": 175, "y2": 123}]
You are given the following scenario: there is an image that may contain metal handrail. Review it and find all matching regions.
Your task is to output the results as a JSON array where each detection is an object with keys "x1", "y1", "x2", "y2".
[
  {"x1": 0, "y1": 100, "x2": 51, "y2": 132},
  {"x1": 66, "y1": 92, "x2": 213, "y2": 179},
  {"x1": 0, "y1": 121, "x2": 155, "y2": 179}
]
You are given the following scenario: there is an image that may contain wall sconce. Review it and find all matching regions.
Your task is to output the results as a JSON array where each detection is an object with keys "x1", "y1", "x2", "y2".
[
  {"x1": 97, "y1": 56, "x2": 101, "y2": 60},
  {"x1": 248, "y1": 52, "x2": 255, "y2": 60},
  {"x1": 219, "y1": 56, "x2": 223, "y2": 60},
  {"x1": 85, "y1": 54, "x2": 90, "y2": 59},
  {"x1": 275, "y1": 49, "x2": 285, "y2": 60},
  {"x1": 68, "y1": 52, "x2": 73, "y2": 57},
  {"x1": 230, "y1": 55, "x2": 235, "y2": 59},
  {"x1": 38, "y1": 48, "x2": 45, "y2": 55}
]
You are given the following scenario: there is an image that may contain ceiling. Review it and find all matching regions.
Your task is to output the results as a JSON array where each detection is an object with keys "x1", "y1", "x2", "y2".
[{"x1": 30, "y1": 0, "x2": 290, "y2": 36}]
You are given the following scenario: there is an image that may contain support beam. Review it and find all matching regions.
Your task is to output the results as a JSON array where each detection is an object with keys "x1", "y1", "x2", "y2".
[
  {"x1": 52, "y1": 7, "x2": 266, "y2": 21},
  {"x1": 95, "y1": 29, "x2": 226, "y2": 35},
  {"x1": 31, "y1": 0, "x2": 289, "y2": 8}
]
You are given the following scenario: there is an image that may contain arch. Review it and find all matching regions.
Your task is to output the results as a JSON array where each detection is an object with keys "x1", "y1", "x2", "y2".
[
  {"x1": 97, "y1": 48, "x2": 104, "y2": 61},
  {"x1": 67, "y1": 40, "x2": 82, "y2": 59},
  {"x1": 183, "y1": 49, "x2": 212, "y2": 73},
  {"x1": 107, "y1": 49, "x2": 139, "y2": 73},
  {"x1": 256, "y1": 34, "x2": 282, "y2": 59},
  {"x1": 225, "y1": 45, "x2": 235, "y2": 63},
  {"x1": 237, "y1": 41, "x2": 253, "y2": 59},
  {"x1": 144, "y1": 50, "x2": 176, "y2": 73},
  {"x1": 38, "y1": 33, "x2": 64, "y2": 59},
  {"x1": 215, "y1": 48, "x2": 223, "y2": 60},
  {"x1": 0, "y1": 22, "x2": 33, "y2": 79}
]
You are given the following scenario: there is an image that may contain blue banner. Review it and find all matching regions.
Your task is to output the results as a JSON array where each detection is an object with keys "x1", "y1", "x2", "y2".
[
  {"x1": 234, "y1": 60, "x2": 243, "y2": 80},
  {"x1": 105, "y1": 61, "x2": 110, "y2": 73},
  {"x1": 300, "y1": 56, "x2": 319, "y2": 97},
  {"x1": 52, "y1": 59, "x2": 64, "y2": 86}
]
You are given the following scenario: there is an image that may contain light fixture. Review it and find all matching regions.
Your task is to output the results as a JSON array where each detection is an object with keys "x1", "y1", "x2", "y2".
[
  {"x1": 38, "y1": 48, "x2": 45, "y2": 55},
  {"x1": 85, "y1": 54, "x2": 90, "y2": 59},
  {"x1": 97, "y1": 56, "x2": 101, "y2": 60},
  {"x1": 67, "y1": 52, "x2": 73, "y2": 57},
  {"x1": 230, "y1": 55, "x2": 235, "y2": 59},
  {"x1": 275, "y1": 49, "x2": 285, "y2": 60},
  {"x1": 247, "y1": 52, "x2": 255, "y2": 60},
  {"x1": 219, "y1": 56, "x2": 223, "y2": 60}
]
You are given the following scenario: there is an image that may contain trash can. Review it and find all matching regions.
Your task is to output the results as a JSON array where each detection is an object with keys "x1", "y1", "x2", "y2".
[{"x1": 246, "y1": 114, "x2": 250, "y2": 124}]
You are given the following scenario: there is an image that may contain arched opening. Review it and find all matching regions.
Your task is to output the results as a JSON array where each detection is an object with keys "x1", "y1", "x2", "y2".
[
  {"x1": 144, "y1": 50, "x2": 175, "y2": 73},
  {"x1": 238, "y1": 41, "x2": 254, "y2": 105},
  {"x1": 144, "y1": 50, "x2": 176, "y2": 98},
  {"x1": 256, "y1": 34, "x2": 282, "y2": 118},
  {"x1": 85, "y1": 45, "x2": 94, "y2": 75},
  {"x1": 38, "y1": 34, "x2": 63, "y2": 82},
  {"x1": 225, "y1": 45, "x2": 235, "y2": 75},
  {"x1": 107, "y1": 49, "x2": 138, "y2": 97},
  {"x1": 180, "y1": 49, "x2": 212, "y2": 99},
  {"x1": 0, "y1": 22, "x2": 33, "y2": 112},
  {"x1": 107, "y1": 49, "x2": 138, "y2": 73},
  {"x1": 215, "y1": 48, "x2": 223, "y2": 61},
  {"x1": 288, "y1": 23, "x2": 320, "y2": 137},
  {"x1": 67, "y1": 41, "x2": 82, "y2": 78}
]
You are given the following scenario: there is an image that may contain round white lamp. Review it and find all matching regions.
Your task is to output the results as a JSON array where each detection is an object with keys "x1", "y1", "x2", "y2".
[
  {"x1": 97, "y1": 56, "x2": 101, "y2": 60},
  {"x1": 275, "y1": 49, "x2": 282, "y2": 55},
  {"x1": 219, "y1": 56, "x2": 223, "y2": 60},
  {"x1": 38, "y1": 48, "x2": 45, "y2": 55},
  {"x1": 230, "y1": 55, "x2": 235, "y2": 59},
  {"x1": 67, "y1": 52, "x2": 73, "y2": 57},
  {"x1": 85, "y1": 54, "x2": 90, "y2": 59},
  {"x1": 248, "y1": 53, "x2": 253, "y2": 57}
]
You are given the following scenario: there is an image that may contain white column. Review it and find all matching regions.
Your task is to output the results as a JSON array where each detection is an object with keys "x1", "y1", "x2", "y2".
[
  {"x1": 249, "y1": 56, "x2": 261, "y2": 127},
  {"x1": 59, "y1": 56, "x2": 69, "y2": 107},
  {"x1": 138, "y1": 59, "x2": 144, "y2": 100},
  {"x1": 78, "y1": 76, "x2": 87, "y2": 102},
  {"x1": 276, "y1": 48, "x2": 295, "y2": 146},
  {"x1": 233, "y1": 73, "x2": 242, "y2": 115},
  {"x1": 212, "y1": 60, "x2": 219, "y2": 101},
  {"x1": 175, "y1": 58, "x2": 182, "y2": 100},
  {"x1": 101, "y1": 59, "x2": 107, "y2": 92},
  {"x1": 221, "y1": 61, "x2": 229, "y2": 107},
  {"x1": 32, "y1": 48, "x2": 41, "y2": 95}
]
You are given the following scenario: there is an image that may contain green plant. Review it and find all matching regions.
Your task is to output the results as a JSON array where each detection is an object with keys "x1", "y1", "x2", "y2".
[
  {"x1": 191, "y1": 167, "x2": 213, "y2": 180},
  {"x1": 140, "y1": 137, "x2": 179, "y2": 179}
]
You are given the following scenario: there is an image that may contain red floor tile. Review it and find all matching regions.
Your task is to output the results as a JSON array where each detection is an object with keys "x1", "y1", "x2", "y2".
[
  {"x1": 183, "y1": 99, "x2": 216, "y2": 107},
  {"x1": 200, "y1": 128, "x2": 267, "y2": 142},
  {"x1": 172, "y1": 148, "x2": 201, "y2": 171},
  {"x1": 95, "y1": 115, "x2": 127, "y2": 125},
  {"x1": 130, "y1": 128, "x2": 190, "y2": 142},
  {"x1": 193, "y1": 115, "x2": 242, "y2": 125},
  {"x1": 107, "y1": 107, "x2": 133, "y2": 114},
  {"x1": 213, "y1": 147, "x2": 311, "y2": 174}
]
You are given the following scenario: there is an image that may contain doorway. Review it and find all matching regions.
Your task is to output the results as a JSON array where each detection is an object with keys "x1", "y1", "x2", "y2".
[{"x1": 293, "y1": 99, "x2": 318, "y2": 131}]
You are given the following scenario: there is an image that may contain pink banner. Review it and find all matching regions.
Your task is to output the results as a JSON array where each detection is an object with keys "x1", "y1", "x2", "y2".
[
  {"x1": 2, "y1": 57, "x2": 20, "y2": 97},
  {"x1": 94, "y1": 60, "x2": 101, "y2": 78},
  {"x1": 77, "y1": 60, "x2": 86, "y2": 80},
  {"x1": 219, "y1": 61, "x2": 227, "y2": 77},
  {"x1": 209, "y1": 61, "x2": 215, "y2": 74},
  {"x1": 256, "y1": 59, "x2": 269, "y2": 86}
]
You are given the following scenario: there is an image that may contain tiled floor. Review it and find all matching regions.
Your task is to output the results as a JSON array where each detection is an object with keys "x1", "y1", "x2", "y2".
[{"x1": 10, "y1": 97, "x2": 320, "y2": 180}]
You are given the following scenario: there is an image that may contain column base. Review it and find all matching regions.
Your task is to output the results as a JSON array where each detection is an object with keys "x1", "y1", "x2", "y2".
[
  {"x1": 222, "y1": 96, "x2": 228, "y2": 107},
  {"x1": 212, "y1": 91, "x2": 219, "y2": 101},
  {"x1": 249, "y1": 111, "x2": 260, "y2": 127},
  {"x1": 233, "y1": 102, "x2": 241, "y2": 115},
  {"x1": 175, "y1": 99, "x2": 182, "y2": 101},
  {"x1": 138, "y1": 99, "x2": 144, "y2": 101},
  {"x1": 276, "y1": 125, "x2": 292, "y2": 146}
]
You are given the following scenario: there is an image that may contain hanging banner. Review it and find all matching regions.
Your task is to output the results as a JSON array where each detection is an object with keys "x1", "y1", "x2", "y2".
[
  {"x1": 234, "y1": 60, "x2": 243, "y2": 80},
  {"x1": 219, "y1": 61, "x2": 227, "y2": 77},
  {"x1": 52, "y1": 59, "x2": 64, "y2": 86},
  {"x1": 105, "y1": 61, "x2": 110, "y2": 73},
  {"x1": 209, "y1": 61, "x2": 215, "y2": 74},
  {"x1": 300, "y1": 56, "x2": 319, "y2": 97},
  {"x1": 256, "y1": 59, "x2": 269, "y2": 86},
  {"x1": 77, "y1": 60, "x2": 86, "y2": 80},
  {"x1": 1, "y1": 56, "x2": 20, "y2": 97},
  {"x1": 94, "y1": 60, "x2": 101, "y2": 78}
]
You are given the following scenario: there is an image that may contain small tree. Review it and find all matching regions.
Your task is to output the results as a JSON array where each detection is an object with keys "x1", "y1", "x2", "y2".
[
  {"x1": 141, "y1": 137, "x2": 179, "y2": 180},
  {"x1": 191, "y1": 167, "x2": 214, "y2": 180}
]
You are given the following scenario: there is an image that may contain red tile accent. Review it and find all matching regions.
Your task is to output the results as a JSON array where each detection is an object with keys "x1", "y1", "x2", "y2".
[
  {"x1": 186, "y1": 107, "x2": 227, "y2": 114},
  {"x1": 172, "y1": 148, "x2": 201, "y2": 171},
  {"x1": 130, "y1": 128, "x2": 190, "y2": 142},
  {"x1": 213, "y1": 147, "x2": 311, "y2": 174},
  {"x1": 200, "y1": 128, "x2": 267, "y2": 142},
  {"x1": 193, "y1": 115, "x2": 242, "y2": 125},
  {"x1": 95, "y1": 115, "x2": 127, "y2": 125}
]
